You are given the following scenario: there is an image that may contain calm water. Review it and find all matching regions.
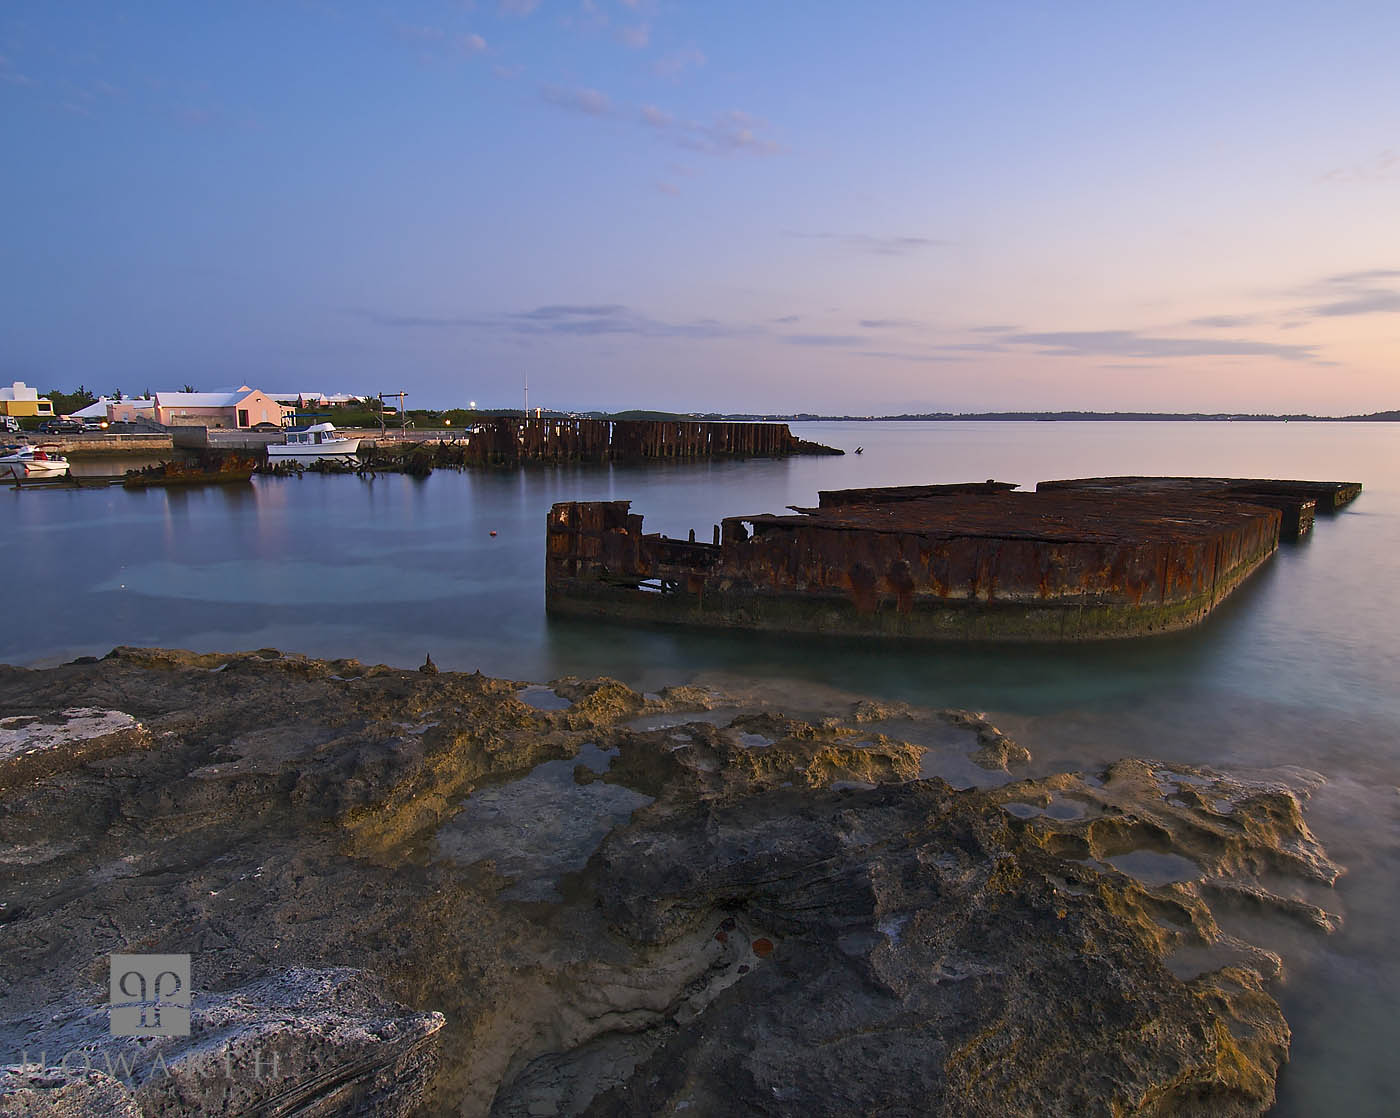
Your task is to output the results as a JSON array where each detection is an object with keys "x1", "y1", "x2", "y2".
[{"x1": 5, "y1": 421, "x2": 1398, "y2": 1114}]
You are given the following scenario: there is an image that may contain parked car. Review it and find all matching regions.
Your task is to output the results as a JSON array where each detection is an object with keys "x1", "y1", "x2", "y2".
[
  {"x1": 250, "y1": 422, "x2": 282, "y2": 431},
  {"x1": 81, "y1": 421, "x2": 108, "y2": 432},
  {"x1": 37, "y1": 418, "x2": 83, "y2": 434},
  {"x1": 0, "y1": 416, "x2": 19, "y2": 434}
]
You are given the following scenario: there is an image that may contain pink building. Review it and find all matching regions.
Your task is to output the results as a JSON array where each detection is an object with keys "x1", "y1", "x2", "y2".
[{"x1": 152, "y1": 387, "x2": 289, "y2": 429}]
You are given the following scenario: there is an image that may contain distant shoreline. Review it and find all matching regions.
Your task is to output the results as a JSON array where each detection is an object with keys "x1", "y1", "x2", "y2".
[{"x1": 577, "y1": 409, "x2": 1400, "y2": 424}]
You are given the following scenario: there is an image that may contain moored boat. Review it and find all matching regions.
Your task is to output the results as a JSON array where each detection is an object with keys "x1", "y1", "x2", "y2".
[
  {"x1": 266, "y1": 422, "x2": 361, "y2": 465},
  {"x1": 0, "y1": 444, "x2": 71, "y2": 481}
]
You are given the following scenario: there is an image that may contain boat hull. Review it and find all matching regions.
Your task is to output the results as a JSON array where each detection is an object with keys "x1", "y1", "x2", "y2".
[
  {"x1": 2, "y1": 457, "x2": 71, "y2": 480},
  {"x1": 266, "y1": 439, "x2": 361, "y2": 465}
]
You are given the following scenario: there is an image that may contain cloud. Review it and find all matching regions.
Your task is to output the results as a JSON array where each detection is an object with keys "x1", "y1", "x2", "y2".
[
  {"x1": 859, "y1": 351, "x2": 967, "y2": 363},
  {"x1": 1190, "y1": 314, "x2": 1258, "y2": 328},
  {"x1": 499, "y1": 0, "x2": 540, "y2": 15},
  {"x1": 1, "y1": 69, "x2": 34, "y2": 86},
  {"x1": 539, "y1": 84, "x2": 612, "y2": 116},
  {"x1": 1325, "y1": 268, "x2": 1400, "y2": 284},
  {"x1": 858, "y1": 318, "x2": 920, "y2": 329},
  {"x1": 1004, "y1": 330, "x2": 1317, "y2": 361},
  {"x1": 785, "y1": 231, "x2": 951, "y2": 256},
  {"x1": 771, "y1": 315, "x2": 800, "y2": 324},
  {"x1": 656, "y1": 181, "x2": 680, "y2": 195},
  {"x1": 652, "y1": 46, "x2": 706, "y2": 78},
  {"x1": 1309, "y1": 290, "x2": 1400, "y2": 316},
  {"x1": 1303, "y1": 268, "x2": 1400, "y2": 316},
  {"x1": 969, "y1": 324, "x2": 1015, "y2": 333},
  {"x1": 642, "y1": 107, "x2": 780, "y2": 156},
  {"x1": 617, "y1": 24, "x2": 650, "y2": 49},
  {"x1": 781, "y1": 334, "x2": 864, "y2": 347},
  {"x1": 351, "y1": 304, "x2": 756, "y2": 341},
  {"x1": 1317, "y1": 149, "x2": 1397, "y2": 184},
  {"x1": 458, "y1": 33, "x2": 488, "y2": 54}
]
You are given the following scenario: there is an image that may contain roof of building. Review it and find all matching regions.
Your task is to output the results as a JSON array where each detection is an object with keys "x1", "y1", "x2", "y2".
[
  {"x1": 153, "y1": 390, "x2": 259, "y2": 408},
  {"x1": 0, "y1": 381, "x2": 44, "y2": 402}
]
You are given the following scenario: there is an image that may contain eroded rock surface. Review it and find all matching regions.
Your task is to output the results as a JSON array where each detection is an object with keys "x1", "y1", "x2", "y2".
[{"x1": 0, "y1": 647, "x2": 1341, "y2": 1116}]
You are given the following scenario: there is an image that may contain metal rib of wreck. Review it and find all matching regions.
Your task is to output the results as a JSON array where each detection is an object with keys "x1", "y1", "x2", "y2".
[{"x1": 545, "y1": 477, "x2": 1360, "y2": 642}]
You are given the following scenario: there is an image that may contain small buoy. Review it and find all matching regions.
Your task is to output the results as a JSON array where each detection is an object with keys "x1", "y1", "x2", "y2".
[
  {"x1": 489, "y1": 530, "x2": 497, "y2": 537},
  {"x1": 751, "y1": 937, "x2": 774, "y2": 958}
]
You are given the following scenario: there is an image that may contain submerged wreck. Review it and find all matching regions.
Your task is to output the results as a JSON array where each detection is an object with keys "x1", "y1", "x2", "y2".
[{"x1": 546, "y1": 476, "x2": 1360, "y2": 641}]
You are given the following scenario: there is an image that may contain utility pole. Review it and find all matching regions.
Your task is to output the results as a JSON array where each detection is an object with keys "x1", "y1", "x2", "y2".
[{"x1": 523, "y1": 372, "x2": 529, "y2": 418}]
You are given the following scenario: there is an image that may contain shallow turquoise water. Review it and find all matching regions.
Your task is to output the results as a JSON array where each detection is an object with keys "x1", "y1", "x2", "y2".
[{"x1": 5, "y1": 420, "x2": 1398, "y2": 1113}]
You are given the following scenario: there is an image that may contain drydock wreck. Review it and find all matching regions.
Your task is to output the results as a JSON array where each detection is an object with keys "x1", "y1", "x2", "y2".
[{"x1": 545, "y1": 476, "x2": 1361, "y2": 641}]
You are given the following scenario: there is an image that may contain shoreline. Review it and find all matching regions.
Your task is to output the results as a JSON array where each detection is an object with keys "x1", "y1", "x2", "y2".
[{"x1": 0, "y1": 646, "x2": 1341, "y2": 1116}]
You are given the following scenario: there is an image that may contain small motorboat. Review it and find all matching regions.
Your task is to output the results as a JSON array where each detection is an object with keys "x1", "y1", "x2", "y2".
[
  {"x1": 265, "y1": 422, "x2": 361, "y2": 466},
  {"x1": 0, "y1": 444, "x2": 71, "y2": 481}
]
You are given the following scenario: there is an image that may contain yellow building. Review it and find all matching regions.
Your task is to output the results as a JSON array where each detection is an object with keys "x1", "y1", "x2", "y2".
[{"x1": 0, "y1": 381, "x2": 54, "y2": 418}]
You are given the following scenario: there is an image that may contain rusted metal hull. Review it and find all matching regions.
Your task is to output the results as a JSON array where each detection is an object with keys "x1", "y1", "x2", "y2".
[
  {"x1": 456, "y1": 417, "x2": 839, "y2": 466},
  {"x1": 1036, "y1": 476, "x2": 1361, "y2": 538},
  {"x1": 543, "y1": 481, "x2": 1322, "y2": 641}
]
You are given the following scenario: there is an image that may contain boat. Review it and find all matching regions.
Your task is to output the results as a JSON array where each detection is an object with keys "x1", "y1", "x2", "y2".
[
  {"x1": 1, "y1": 444, "x2": 71, "y2": 481},
  {"x1": 265, "y1": 422, "x2": 361, "y2": 465},
  {"x1": 123, "y1": 455, "x2": 257, "y2": 488}
]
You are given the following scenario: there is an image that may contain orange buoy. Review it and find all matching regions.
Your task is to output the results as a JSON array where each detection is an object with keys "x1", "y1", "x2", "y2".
[
  {"x1": 751, "y1": 937, "x2": 774, "y2": 958},
  {"x1": 489, "y1": 530, "x2": 497, "y2": 536}
]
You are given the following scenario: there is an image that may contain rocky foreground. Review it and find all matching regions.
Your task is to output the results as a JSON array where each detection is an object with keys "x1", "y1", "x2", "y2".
[{"x1": 0, "y1": 648, "x2": 1342, "y2": 1116}]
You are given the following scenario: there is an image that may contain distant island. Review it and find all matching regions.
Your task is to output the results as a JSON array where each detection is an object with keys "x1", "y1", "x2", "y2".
[{"x1": 569, "y1": 409, "x2": 1400, "y2": 423}]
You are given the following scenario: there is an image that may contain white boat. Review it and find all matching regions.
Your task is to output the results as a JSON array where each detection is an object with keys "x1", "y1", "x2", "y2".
[
  {"x1": 265, "y1": 423, "x2": 362, "y2": 465},
  {"x1": 0, "y1": 444, "x2": 71, "y2": 481}
]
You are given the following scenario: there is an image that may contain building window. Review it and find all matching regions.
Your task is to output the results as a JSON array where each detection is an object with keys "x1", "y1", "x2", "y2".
[{"x1": 237, "y1": 409, "x2": 250, "y2": 427}]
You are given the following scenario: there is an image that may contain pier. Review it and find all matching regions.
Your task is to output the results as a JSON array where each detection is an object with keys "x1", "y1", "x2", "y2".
[{"x1": 545, "y1": 477, "x2": 1361, "y2": 642}]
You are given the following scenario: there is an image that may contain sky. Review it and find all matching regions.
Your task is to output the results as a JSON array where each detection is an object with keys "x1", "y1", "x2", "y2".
[{"x1": 2, "y1": 1, "x2": 1398, "y2": 414}]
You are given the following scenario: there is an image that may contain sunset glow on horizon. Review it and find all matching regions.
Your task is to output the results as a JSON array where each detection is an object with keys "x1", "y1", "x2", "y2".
[{"x1": 2, "y1": 1, "x2": 1397, "y2": 414}]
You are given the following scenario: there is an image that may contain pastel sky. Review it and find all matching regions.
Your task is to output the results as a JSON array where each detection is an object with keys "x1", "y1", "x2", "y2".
[{"x1": 3, "y1": 1, "x2": 1398, "y2": 414}]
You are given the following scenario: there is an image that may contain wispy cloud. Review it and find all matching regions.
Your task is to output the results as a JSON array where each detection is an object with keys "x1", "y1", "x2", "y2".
[
  {"x1": 1190, "y1": 314, "x2": 1258, "y2": 328},
  {"x1": 785, "y1": 231, "x2": 951, "y2": 256},
  {"x1": 781, "y1": 334, "x2": 864, "y2": 347},
  {"x1": 540, "y1": 84, "x2": 612, "y2": 116},
  {"x1": 499, "y1": 0, "x2": 540, "y2": 16},
  {"x1": 641, "y1": 107, "x2": 780, "y2": 156},
  {"x1": 1004, "y1": 330, "x2": 1317, "y2": 361},
  {"x1": 1310, "y1": 290, "x2": 1400, "y2": 316},
  {"x1": 1304, "y1": 268, "x2": 1400, "y2": 317},
  {"x1": 771, "y1": 315, "x2": 800, "y2": 324},
  {"x1": 351, "y1": 303, "x2": 757, "y2": 341},
  {"x1": 859, "y1": 351, "x2": 967, "y2": 363},
  {"x1": 652, "y1": 46, "x2": 706, "y2": 78},
  {"x1": 655, "y1": 180, "x2": 680, "y2": 196},
  {"x1": 459, "y1": 33, "x2": 488, "y2": 55},
  {"x1": 969, "y1": 324, "x2": 1016, "y2": 333},
  {"x1": 858, "y1": 318, "x2": 921, "y2": 329},
  {"x1": 0, "y1": 54, "x2": 34, "y2": 86},
  {"x1": 1318, "y1": 149, "x2": 1397, "y2": 184},
  {"x1": 617, "y1": 24, "x2": 650, "y2": 49}
]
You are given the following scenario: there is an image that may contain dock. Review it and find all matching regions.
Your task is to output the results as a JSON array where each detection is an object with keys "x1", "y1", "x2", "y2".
[{"x1": 544, "y1": 477, "x2": 1361, "y2": 642}]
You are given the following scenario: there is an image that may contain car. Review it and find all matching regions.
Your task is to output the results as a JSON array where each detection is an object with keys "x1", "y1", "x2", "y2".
[
  {"x1": 81, "y1": 421, "x2": 108, "y2": 432},
  {"x1": 250, "y1": 422, "x2": 282, "y2": 431},
  {"x1": 37, "y1": 419, "x2": 83, "y2": 434}
]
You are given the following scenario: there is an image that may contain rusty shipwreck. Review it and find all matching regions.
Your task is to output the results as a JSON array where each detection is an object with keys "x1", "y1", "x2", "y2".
[{"x1": 545, "y1": 477, "x2": 1361, "y2": 642}]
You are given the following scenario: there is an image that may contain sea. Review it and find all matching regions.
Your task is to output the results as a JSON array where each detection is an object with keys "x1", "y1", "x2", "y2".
[{"x1": 6, "y1": 420, "x2": 1398, "y2": 1115}]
